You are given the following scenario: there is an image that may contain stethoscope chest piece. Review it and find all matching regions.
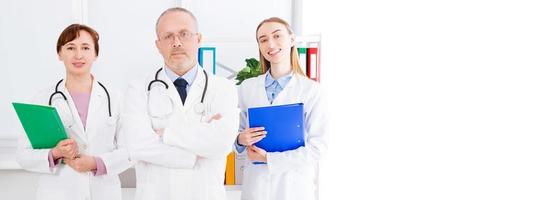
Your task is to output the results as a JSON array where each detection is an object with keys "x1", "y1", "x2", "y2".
[{"x1": 194, "y1": 103, "x2": 205, "y2": 115}]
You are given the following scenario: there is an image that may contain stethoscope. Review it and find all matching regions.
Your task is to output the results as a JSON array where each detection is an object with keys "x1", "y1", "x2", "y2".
[
  {"x1": 48, "y1": 79, "x2": 112, "y2": 128},
  {"x1": 147, "y1": 67, "x2": 209, "y2": 120}
]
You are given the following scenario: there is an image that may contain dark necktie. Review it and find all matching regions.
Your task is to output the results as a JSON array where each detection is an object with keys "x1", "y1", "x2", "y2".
[{"x1": 173, "y1": 78, "x2": 188, "y2": 105}]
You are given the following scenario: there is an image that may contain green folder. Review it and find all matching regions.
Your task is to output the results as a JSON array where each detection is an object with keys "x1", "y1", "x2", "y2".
[{"x1": 12, "y1": 102, "x2": 68, "y2": 149}]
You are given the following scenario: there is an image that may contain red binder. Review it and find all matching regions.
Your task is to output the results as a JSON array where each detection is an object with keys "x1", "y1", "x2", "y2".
[{"x1": 307, "y1": 47, "x2": 320, "y2": 82}]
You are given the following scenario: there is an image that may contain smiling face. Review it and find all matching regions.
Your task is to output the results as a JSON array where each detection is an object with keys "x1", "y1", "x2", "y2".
[
  {"x1": 57, "y1": 30, "x2": 97, "y2": 76},
  {"x1": 256, "y1": 22, "x2": 295, "y2": 67},
  {"x1": 155, "y1": 10, "x2": 201, "y2": 74}
]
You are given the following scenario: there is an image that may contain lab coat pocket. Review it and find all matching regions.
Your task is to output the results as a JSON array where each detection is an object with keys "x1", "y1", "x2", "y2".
[
  {"x1": 286, "y1": 167, "x2": 315, "y2": 200},
  {"x1": 92, "y1": 176, "x2": 122, "y2": 199},
  {"x1": 98, "y1": 115, "x2": 117, "y2": 136},
  {"x1": 106, "y1": 115, "x2": 118, "y2": 126},
  {"x1": 106, "y1": 116, "x2": 118, "y2": 134},
  {"x1": 95, "y1": 174, "x2": 120, "y2": 185},
  {"x1": 242, "y1": 166, "x2": 270, "y2": 200},
  {"x1": 36, "y1": 188, "x2": 67, "y2": 200}
]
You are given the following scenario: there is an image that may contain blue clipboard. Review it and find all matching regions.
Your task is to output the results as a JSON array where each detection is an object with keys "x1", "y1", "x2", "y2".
[{"x1": 248, "y1": 103, "x2": 305, "y2": 153}]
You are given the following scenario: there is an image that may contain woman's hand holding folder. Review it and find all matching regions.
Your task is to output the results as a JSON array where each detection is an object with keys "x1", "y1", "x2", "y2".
[
  {"x1": 51, "y1": 139, "x2": 79, "y2": 160},
  {"x1": 239, "y1": 127, "x2": 269, "y2": 163},
  {"x1": 237, "y1": 127, "x2": 267, "y2": 146},
  {"x1": 247, "y1": 145, "x2": 268, "y2": 162},
  {"x1": 64, "y1": 155, "x2": 97, "y2": 173}
]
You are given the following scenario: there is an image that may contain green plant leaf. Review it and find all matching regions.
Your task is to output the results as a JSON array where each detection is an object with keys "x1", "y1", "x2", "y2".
[{"x1": 236, "y1": 58, "x2": 261, "y2": 85}]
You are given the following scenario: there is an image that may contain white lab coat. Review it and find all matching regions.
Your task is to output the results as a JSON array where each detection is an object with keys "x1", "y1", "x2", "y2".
[
  {"x1": 122, "y1": 66, "x2": 239, "y2": 200},
  {"x1": 236, "y1": 73, "x2": 329, "y2": 200},
  {"x1": 16, "y1": 78, "x2": 132, "y2": 200}
]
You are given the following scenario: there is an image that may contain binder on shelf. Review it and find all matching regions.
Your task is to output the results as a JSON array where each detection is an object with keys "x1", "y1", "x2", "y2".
[
  {"x1": 198, "y1": 47, "x2": 216, "y2": 75},
  {"x1": 248, "y1": 103, "x2": 305, "y2": 152},
  {"x1": 307, "y1": 47, "x2": 319, "y2": 82},
  {"x1": 224, "y1": 152, "x2": 235, "y2": 185},
  {"x1": 234, "y1": 152, "x2": 247, "y2": 184},
  {"x1": 12, "y1": 102, "x2": 68, "y2": 149},
  {"x1": 297, "y1": 47, "x2": 307, "y2": 75}
]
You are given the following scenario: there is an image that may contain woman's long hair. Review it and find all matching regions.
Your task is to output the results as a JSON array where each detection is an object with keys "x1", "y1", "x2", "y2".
[{"x1": 256, "y1": 17, "x2": 305, "y2": 76}]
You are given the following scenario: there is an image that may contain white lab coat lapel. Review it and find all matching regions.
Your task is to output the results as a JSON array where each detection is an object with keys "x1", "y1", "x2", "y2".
[
  {"x1": 182, "y1": 68, "x2": 205, "y2": 112},
  {"x1": 59, "y1": 80, "x2": 87, "y2": 144},
  {"x1": 255, "y1": 75, "x2": 272, "y2": 106},
  {"x1": 255, "y1": 73, "x2": 299, "y2": 106},
  {"x1": 160, "y1": 67, "x2": 205, "y2": 113},
  {"x1": 269, "y1": 74, "x2": 299, "y2": 105},
  {"x1": 159, "y1": 70, "x2": 185, "y2": 112},
  {"x1": 84, "y1": 79, "x2": 106, "y2": 141}
]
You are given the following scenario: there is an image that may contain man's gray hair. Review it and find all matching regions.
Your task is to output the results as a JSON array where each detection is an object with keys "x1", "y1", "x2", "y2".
[{"x1": 155, "y1": 7, "x2": 199, "y2": 37}]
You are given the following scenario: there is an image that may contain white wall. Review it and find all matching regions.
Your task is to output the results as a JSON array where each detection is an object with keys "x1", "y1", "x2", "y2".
[
  {"x1": 194, "y1": 0, "x2": 292, "y2": 80},
  {"x1": 1, "y1": 0, "x2": 75, "y2": 140},
  {"x1": 310, "y1": 0, "x2": 556, "y2": 200},
  {"x1": 86, "y1": 0, "x2": 176, "y2": 93}
]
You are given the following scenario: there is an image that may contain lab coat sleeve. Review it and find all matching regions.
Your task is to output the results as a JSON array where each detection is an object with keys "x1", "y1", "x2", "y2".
[
  {"x1": 234, "y1": 138, "x2": 247, "y2": 154},
  {"x1": 96, "y1": 95, "x2": 134, "y2": 176},
  {"x1": 16, "y1": 129, "x2": 58, "y2": 174},
  {"x1": 16, "y1": 90, "x2": 59, "y2": 174},
  {"x1": 266, "y1": 86, "x2": 329, "y2": 175},
  {"x1": 122, "y1": 81, "x2": 196, "y2": 169},
  {"x1": 163, "y1": 80, "x2": 240, "y2": 159},
  {"x1": 232, "y1": 92, "x2": 249, "y2": 155}
]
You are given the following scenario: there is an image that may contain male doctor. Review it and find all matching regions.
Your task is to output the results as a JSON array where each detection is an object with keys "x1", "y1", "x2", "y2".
[{"x1": 122, "y1": 7, "x2": 239, "y2": 200}]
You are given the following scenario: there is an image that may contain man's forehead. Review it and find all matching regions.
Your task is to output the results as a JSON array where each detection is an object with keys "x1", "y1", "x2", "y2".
[{"x1": 157, "y1": 12, "x2": 196, "y2": 30}]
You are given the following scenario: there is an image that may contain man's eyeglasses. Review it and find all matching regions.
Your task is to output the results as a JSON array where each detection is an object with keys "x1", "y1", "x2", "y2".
[{"x1": 160, "y1": 31, "x2": 198, "y2": 43}]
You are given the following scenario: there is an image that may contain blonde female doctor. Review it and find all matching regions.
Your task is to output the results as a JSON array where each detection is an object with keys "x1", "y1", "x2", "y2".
[
  {"x1": 16, "y1": 24, "x2": 131, "y2": 200},
  {"x1": 235, "y1": 17, "x2": 329, "y2": 200}
]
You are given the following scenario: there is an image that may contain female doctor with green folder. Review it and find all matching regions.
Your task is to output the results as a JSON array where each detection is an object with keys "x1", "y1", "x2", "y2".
[
  {"x1": 16, "y1": 24, "x2": 131, "y2": 200},
  {"x1": 234, "y1": 17, "x2": 329, "y2": 200}
]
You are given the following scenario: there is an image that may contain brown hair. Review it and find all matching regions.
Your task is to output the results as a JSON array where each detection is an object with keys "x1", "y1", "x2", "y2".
[
  {"x1": 256, "y1": 17, "x2": 305, "y2": 76},
  {"x1": 56, "y1": 24, "x2": 100, "y2": 56}
]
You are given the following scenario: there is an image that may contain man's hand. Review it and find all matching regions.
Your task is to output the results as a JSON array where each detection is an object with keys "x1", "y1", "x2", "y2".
[
  {"x1": 205, "y1": 113, "x2": 222, "y2": 123},
  {"x1": 154, "y1": 129, "x2": 165, "y2": 137}
]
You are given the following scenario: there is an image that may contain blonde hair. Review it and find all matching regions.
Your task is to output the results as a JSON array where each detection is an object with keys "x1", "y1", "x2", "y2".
[{"x1": 256, "y1": 17, "x2": 305, "y2": 76}]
